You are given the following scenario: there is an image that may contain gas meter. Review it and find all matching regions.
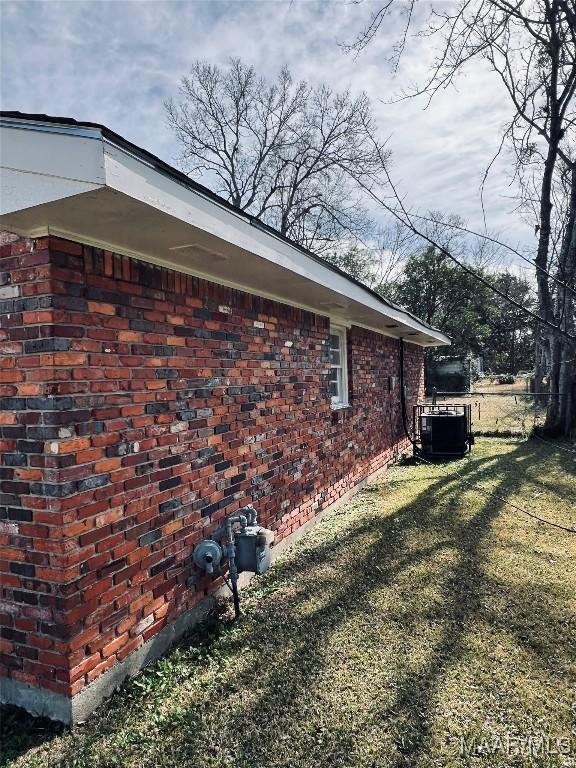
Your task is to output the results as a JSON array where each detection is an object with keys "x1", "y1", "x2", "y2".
[
  {"x1": 235, "y1": 525, "x2": 274, "y2": 575},
  {"x1": 192, "y1": 505, "x2": 274, "y2": 616}
]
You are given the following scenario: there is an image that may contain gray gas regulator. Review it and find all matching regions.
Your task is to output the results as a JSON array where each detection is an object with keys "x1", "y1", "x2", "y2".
[{"x1": 192, "y1": 505, "x2": 274, "y2": 617}]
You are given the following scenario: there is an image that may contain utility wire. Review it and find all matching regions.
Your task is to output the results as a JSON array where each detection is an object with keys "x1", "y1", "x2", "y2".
[
  {"x1": 428, "y1": 393, "x2": 576, "y2": 454},
  {"x1": 412, "y1": 450, "x2": 576, "y2": 533},
  {"x1": 429, "y1": 391, "x2": 576, "y2": 453},
  {"x1": 398, "y1": 343, "x2": 576, "y2": 534},
  {"x1": 532, "y1": 433, "x2": 576, "y2": 454},
  {"x1": 428, "y1": 391, "x2": 566, "y2": 397},
  {"x1": 381, "y1": 162, "x2": 575, "y2": 527},
  {"x1": 406, "y1": 210, "x2": 576, "y2": 299},
  {"x1": 357, "y1": 176, "x2": 576, "y2": 342}
]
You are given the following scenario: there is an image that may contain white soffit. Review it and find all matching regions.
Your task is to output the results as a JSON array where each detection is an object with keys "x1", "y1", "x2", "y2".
[{"x1": 0, "y1": 117, "x2": 450, "y2": 347}]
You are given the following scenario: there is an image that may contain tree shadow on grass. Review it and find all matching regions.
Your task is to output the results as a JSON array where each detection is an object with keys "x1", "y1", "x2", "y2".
[
  {"x1": 3, "y1": 440, "x2": 574, "y2": 768},
  {"x1": 138, "y1": 441, "x2": 573, "y2": 768},
  {"x1": 237, "y1": 444, "x2": 568, "y2": 766},
  {"x1": 0, "y1": 707, "x2": 65, "y2": 768}
]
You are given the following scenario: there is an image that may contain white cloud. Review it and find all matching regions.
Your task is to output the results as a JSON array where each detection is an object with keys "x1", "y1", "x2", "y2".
[{"x1": 1, "y1": 0, "x2": 535, "y2": 252}]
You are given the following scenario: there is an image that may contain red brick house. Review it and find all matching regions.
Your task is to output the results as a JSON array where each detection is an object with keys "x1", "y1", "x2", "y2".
[{"x1": 0, "y1": 113, "x2": 449, "y2": 723}]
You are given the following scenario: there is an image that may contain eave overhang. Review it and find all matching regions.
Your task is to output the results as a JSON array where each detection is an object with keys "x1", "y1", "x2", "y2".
[{"x1": 0, "y1": 114, "x2": 450, "y2": 347}]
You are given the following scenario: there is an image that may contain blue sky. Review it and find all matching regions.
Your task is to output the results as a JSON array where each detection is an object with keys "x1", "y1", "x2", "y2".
[{"x1": 1, "y1": 0, "x2": 535, "y2": 252}]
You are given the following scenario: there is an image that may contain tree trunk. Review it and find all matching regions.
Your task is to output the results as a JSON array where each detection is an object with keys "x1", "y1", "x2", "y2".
[
  {"x1": 542, "y1": 164, "x2": 576, "y2": 436},
  {"x1": 510, "y1": 329, "x2": 516, "y2": 374},
  {"x1": 544, "y1": 336, "x2": 562, "y2": 434},
  {"x1": 558, "y1": 167, "x2": 576, "y2": 437},
  {"x1": 558, "y1": 355, "x2": 575, "y2": 438},
  {"x1": 532, "y1": 329, "x2": 547, "y2": 403}
]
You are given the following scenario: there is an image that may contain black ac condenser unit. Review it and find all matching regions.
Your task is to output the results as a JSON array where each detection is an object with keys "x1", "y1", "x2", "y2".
[{"x1": 413, "y1": 403, "x2": 473, "y2": 457}]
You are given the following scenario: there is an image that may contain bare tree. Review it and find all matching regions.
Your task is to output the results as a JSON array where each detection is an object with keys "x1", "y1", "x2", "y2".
[
  {"x1": 372, "y1": 218, "x2": 419, "y2": 287},
  {"x1": 165, "y1": 58, "x2": 388, "y2": 255},
  {"x1": 322, "y1": 218, "x2": 417, "y2": 288},
  {"x1": 347, "y1": 0, "x2": 576, "y2": 436}
]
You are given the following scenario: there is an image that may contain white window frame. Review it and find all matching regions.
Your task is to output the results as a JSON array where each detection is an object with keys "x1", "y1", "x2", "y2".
[{"x1": 329, "y1": 324, "x2": 349, "y2": 408}]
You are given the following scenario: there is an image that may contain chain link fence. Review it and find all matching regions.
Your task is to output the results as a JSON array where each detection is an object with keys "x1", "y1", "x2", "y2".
[{"x1": 425, "y1": 379, "x2": 557, "y2": 437}]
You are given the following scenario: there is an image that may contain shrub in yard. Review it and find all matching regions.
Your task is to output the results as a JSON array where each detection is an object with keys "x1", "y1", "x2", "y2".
[{"x1": 497, "y1": 374, "x2": 515, "y2": 385}]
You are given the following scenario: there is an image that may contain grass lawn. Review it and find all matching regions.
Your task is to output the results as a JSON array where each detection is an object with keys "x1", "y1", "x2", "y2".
[{"x1": 2, "y1": 438, "x2": 575, "y2": 768}]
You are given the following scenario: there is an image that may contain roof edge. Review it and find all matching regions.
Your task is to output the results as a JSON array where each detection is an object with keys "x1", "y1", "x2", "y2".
[{"x1": 0, "y1": 111, "x2": 450, "y2": 345}]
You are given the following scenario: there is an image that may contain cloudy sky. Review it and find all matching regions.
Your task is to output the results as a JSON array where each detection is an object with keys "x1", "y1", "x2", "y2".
[{"x1": 1, "y1": 0, "x2": 535, "y2": 253}]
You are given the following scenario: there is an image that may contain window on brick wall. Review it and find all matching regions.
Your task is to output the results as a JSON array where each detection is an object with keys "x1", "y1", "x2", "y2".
[{"x1": 329, "y1": 325, "x2": 349, "y2": 408}]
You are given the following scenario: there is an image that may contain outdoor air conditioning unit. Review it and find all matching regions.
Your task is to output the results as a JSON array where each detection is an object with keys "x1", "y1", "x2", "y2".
[{"x1": 414, "y1": 404, "x2": 473, "y2": 458}]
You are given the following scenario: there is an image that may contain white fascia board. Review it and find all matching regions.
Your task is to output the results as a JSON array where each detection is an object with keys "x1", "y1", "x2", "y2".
[
  {"x1": 0, "y1": 121, "x2": 105, "y2": 214},
  {"x1": 0, "y1": 118, "x2": 448, "y2": 346},
  {"x1": 103, "y1": 142, "x2": 449, "y2": 346}
]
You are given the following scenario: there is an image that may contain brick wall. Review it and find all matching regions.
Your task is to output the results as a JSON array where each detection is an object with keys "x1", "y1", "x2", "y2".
[{"x1": 0, "y1": 234, "x2": 424, "y2": 705}]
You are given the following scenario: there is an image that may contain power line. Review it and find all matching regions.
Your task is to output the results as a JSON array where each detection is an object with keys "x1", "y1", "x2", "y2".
[
  {"x1": 357, "y1": 176, "x2": 576, "y2": 342},
  {"x1": 406, "y1": 211, "x2": 576, "y2": 299},
  {"x1": 532, "y1": 433, "x2": 576, "y2": 454},
  {"x1": 398, "y1": 342, "x2": 575, "y2": 534},
  {"x1": 411, "y1": 451, "x2": 576, "y2": 534},
  {"x1": 426, "y1": 391, "x2": 576, "y2": 453},
  {"x1": 427, "y1": 391, "x2": 567, "y2": 397},
  {"x1": 429, "y1": 245, "x2": 575, "y2": 341}
]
